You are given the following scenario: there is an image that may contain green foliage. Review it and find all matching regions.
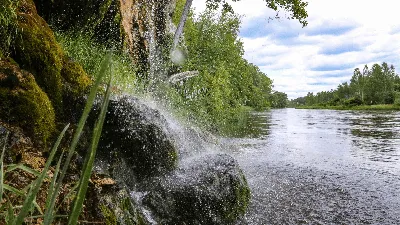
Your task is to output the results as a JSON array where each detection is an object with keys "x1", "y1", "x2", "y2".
[
  {"x1": 205, "y1": 0, "x2": 308, "y2": 27},
  {"x1": 13, "y1": 124, "x2": 69, "y2": 225},
  {"x1": 0, "y1": 0, "x2": 18, "y2": 55},
  {"x1": 68, "y1": 58, "x2": 112, "y2": 225},
  {"x1": 292, "y1": 62, "x2": 400, "y2": 109},
  {"x1": 269, "y1": 91, "x2": 288, "y2": 108},
  {"x1": 170, "y1": 9, "x2": 273, "y2": 132},
  {"x1": 394, "y1": 92, "x2": 400, "y2": 106}
]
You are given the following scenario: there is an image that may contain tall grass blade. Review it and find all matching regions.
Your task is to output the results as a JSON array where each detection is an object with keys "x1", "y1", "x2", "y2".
[
  {"x1": 43, "y1": 151, "x2": 64, "y2": 224},
  {"x1": 6, "y1": 164, "x2": 42, "y2": 176},
  {"x1": 5, "y1": 194, "x2": 15, "y2": 224},
  {"x1": 45, "y1": 53, "x2": 112, "y2": 225},
  {"x1": 0, "y1": 131, "x2": 9, "y2": 204},
  {"x1": 55, "y1": 182, "x2": 78, "y2": 213},
  {"x1": 68, "y1": 59, "x2": 113, "y2": 225},
  {"x1": 3, "y1": 184, "x2": 24, "y2": 196},
  {"x1": 13, "y1": 124, "x2": 69, "y2": 225}
]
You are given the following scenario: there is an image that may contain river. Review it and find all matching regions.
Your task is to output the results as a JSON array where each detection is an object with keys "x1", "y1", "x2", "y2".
[{"x1": 226, "y1": 108, "x2": 400, "y2": 224}]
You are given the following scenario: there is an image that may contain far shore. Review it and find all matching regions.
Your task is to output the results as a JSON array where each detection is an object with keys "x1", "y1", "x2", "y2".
[{"x1": 294, "y1": 104, "x2": 400, "y2": 110}]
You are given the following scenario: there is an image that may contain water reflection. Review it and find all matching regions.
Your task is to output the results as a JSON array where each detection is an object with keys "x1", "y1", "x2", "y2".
[
  {"x1": 229, "y1": 109, "x2": 400, "y2": 224},
  {"x1": 236, "y1": 109, "x2": 400, "y2": 163},
  {"x1": 348, "y1": 111, "x2": 400, "y2": 162},
  {"x1": 225, "y1": 111, "x2": 271, "y2": 138}
]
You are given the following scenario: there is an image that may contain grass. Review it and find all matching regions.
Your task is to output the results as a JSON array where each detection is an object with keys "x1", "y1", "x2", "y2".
[
  {"x1": 296, "y1": 104, "x2": 400, "y2": 110},
  {"x1": 0, "y1": 0, "x2": 18, "y2": 54},
  {"x1": 1, "y1": 54, "x2": 113, "y2": 224},
  {"x1": 56, "y1": 31, "x2": 141, "y2": 93}
]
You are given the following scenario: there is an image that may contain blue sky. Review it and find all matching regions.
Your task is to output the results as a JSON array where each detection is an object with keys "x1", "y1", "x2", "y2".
[{"x1": 192, "y1": 0, "x2": 400, "y2": 99}]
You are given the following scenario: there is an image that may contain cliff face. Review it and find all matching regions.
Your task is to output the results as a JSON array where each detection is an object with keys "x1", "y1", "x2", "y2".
[{"x1": 33, "y1": 0, "x2": 177, "y2": 76}]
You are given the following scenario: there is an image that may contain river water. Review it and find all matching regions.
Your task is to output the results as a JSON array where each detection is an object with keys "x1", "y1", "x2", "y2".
[{"x1": 226, "y1": 108, "x2": 400, "y2": 224}]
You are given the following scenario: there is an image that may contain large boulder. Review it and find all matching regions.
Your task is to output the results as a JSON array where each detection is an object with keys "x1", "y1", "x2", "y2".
[
  {"x1": 143, "y1": 153, "x2": 251, "y2": 225},
  {"x1": 95, "y1": 96, "x2": 178, "y2": 180},
  {"x1": 0, "y1": 59, "x2": 55, "y2": 145}
]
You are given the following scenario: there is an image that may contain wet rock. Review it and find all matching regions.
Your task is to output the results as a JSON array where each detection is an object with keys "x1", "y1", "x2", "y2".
[
  {"x1": 0, "y1": 59, "x2": 56, "y2": 145},
  {"x1": 143, "y1": 153, "x2": 251, "y2": 225},
  {"x1": 0, "y1": 122, "x2": 34, "y2": 162},
  {"x1": 95, "y1": 96, "x2": 178, "y2": 180},
  {"x1": 95, "y1": 184, "x2": 151, "y2": 225}
]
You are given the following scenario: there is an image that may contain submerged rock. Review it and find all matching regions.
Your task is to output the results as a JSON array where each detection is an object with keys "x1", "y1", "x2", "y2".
[
  {"x1": 143, "y1": 153, "x2": 251, "y2": 225},
  {"x1": 96, "y1": 96, "x2": 178, "y2": 180}
]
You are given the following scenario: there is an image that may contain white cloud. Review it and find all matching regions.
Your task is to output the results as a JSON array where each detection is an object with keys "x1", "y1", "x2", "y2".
[{"x1": 192, "y1": 0, "x2": 400, "y2": 99}]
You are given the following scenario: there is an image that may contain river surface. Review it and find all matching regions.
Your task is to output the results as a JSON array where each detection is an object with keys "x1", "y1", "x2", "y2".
[{"x1": 226, "y1": 108, "x2": 400, "y2": 224}]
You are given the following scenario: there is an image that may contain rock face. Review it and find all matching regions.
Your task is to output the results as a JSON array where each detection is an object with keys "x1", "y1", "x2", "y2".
[
  {"x1": 143, "y1": 153, "x2": 251, "y2": 225},
  {"x1": 33, "y1": 0, "x2": 177, "y2": 76},
  {"x1": 96, "y1": 96, "x2": 178, "y2": 179}
]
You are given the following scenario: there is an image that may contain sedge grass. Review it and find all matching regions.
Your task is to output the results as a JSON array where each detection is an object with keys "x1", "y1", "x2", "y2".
[
  {"x1": 68, "y1": 58, "x2": 113, "y2": 225},
  {"x1": 0, "y1": 131, "x2": 9, "y2": 204},
  {"x1": 12, "y1": 124, "x2": 69, "y2": 225},
  {"x1": 1, "y1": 54, "x2": 113, "y2": 224},
  {"x1": 44, "y1": 53, "x2": 112, "y2": 225}
]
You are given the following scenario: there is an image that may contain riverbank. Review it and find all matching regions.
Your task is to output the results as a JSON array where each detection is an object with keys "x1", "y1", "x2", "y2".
[{"x1": 295, "y1": 104, "x2": 400, "y2": 110}]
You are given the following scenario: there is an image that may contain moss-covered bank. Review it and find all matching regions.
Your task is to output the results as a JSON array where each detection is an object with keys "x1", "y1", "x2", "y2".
[{"x1": 0, "y1": 59, "x2": 55, "y2": 144}]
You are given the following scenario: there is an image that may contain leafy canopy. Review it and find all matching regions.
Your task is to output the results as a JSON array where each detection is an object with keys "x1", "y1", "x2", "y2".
[{"x1": 205, "y1": 0, "x2": 308, "y2": 27}]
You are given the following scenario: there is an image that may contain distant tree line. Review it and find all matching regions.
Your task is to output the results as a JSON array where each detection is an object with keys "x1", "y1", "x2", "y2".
[{"x1": 289, "y1": 62, "x2": 400, "y2": 107}]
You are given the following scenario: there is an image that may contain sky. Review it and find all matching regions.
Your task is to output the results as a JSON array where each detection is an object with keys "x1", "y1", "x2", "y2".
[{"x1": 192, "y1": 0, "x2": 400, "y2": 99}]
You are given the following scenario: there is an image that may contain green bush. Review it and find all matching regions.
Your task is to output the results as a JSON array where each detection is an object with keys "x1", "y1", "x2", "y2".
[{"x1": 343, "y1": 96, "x2": 363, "y2": 107}]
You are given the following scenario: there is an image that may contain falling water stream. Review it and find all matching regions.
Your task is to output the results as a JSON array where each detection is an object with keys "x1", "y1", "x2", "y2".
[{"x1": 223, "y1": 108, "x2": 400, "y2": 224}]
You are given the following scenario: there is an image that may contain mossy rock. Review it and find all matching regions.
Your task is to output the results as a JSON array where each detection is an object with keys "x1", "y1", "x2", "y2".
[
  {"x1": 12, "y1": 0, "x2": 64, "y2": 115},
  {"x1": 11, "y1": 0, "x2": 92, "y2": 121},
  {"x1": 61, "y1": 59, "x2": 92, "y2": 122},
  {"x1": 97, "y1": 186, "x2": 149, "y2": 225},
  {"x1": 143, "y1": 153, "x2": 251, "y2": 224},
  {"x1": 0, "y1": 59, "x2": 55, "y2": 145}
]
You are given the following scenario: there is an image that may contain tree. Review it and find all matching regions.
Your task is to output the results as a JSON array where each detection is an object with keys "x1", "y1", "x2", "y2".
[
  {"x1": 172, "y1": 0, "x2": 309, "y2": 54},
  {"x1": 269, "y1": 91, "x2": 288, "y2": 108},
  {"x1": 205, "y1": 0, "x2": 308, "y2": 27},
  {"x1": 350, "y1": 68, "x2": 364, "y2": 101}
]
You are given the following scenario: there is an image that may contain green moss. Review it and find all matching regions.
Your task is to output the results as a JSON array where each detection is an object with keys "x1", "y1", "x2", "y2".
[
  {"x1": 222, "y1": 171, "x2": 251, "y2": 223},
  {"x1": 61, "y1": 59, "x2": 92, "y2": 97},
  {"x1": 0, "y1": 59, "x2": 56, "y2": 145},
  {"x1": 99, "y1": 190, "x2": 147, "y2": 225},
  {"x1": 100, "y1": 204, "x2": 117, "y2": 225},
  {"x1": 13, "y1": 0, "x2": 63, "y2": 115}
]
